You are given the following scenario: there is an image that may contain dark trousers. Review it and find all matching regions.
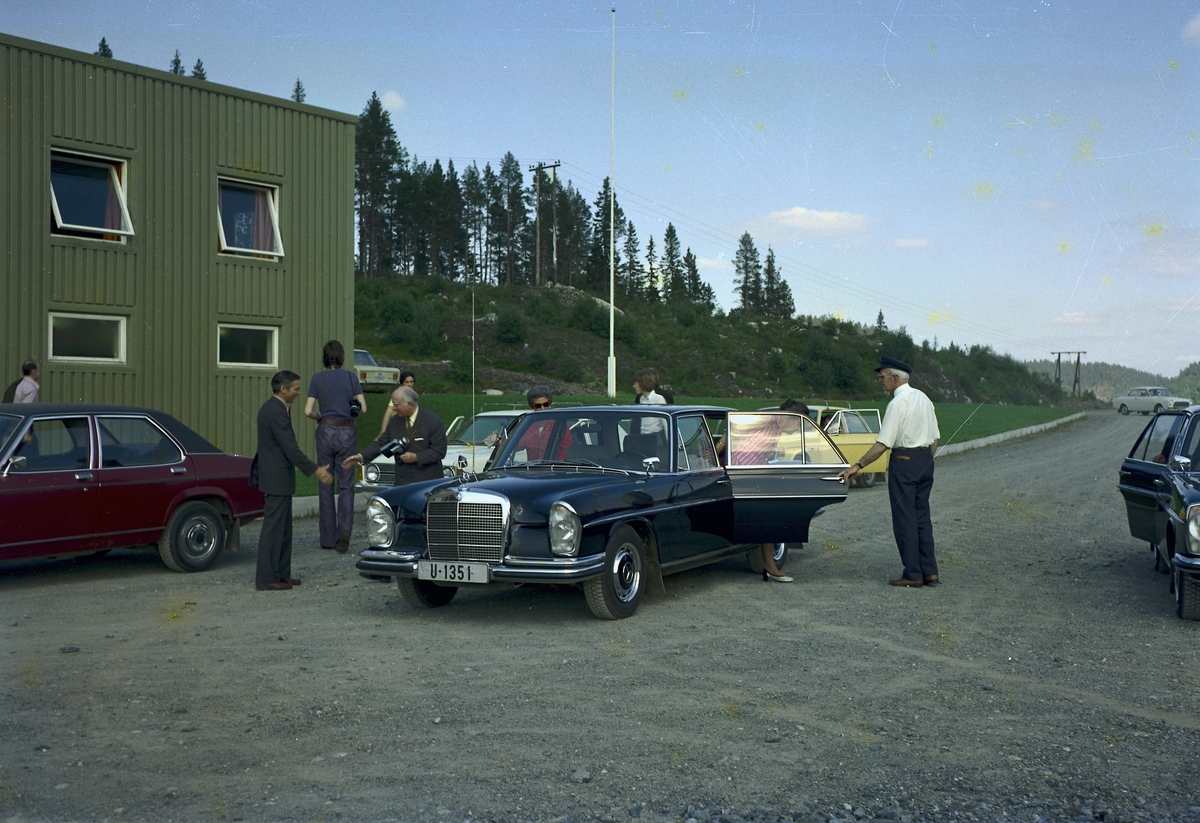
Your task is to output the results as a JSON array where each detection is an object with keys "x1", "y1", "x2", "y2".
[
  {"x1": 316, "y1": 424, "x2": 359, "y2": 548},
  {"x1": 256, "y1": 493, "x2": 293, "y2": 586},
  {"x1": 888, "y1": 447, "x2": 937, "y2": 581}
]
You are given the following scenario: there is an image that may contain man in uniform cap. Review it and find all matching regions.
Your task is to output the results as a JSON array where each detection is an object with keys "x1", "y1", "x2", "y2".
[{"x1": 838, "y1": 355, "x2": 941, "y2": 586}]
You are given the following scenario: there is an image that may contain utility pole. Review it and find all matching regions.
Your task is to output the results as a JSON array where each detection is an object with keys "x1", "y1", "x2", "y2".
[
  {"x1": 1051, "y1": 351, "x2": 1086, "y2": 396},
  {"x1": 528, "y1": 161, "x2": 561, "y2": 288}
]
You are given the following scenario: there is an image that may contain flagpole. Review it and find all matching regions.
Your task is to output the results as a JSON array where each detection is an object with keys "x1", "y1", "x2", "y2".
[{"x1": 607, "y1": 6, "x2": 617, "y2": 399}]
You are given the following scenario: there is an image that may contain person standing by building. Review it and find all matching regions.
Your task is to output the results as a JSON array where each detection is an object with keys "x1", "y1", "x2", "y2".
[
  {"x1": 303, "y1": 341, "x2": 366, "y2": 553},
  {"x1": 838, "y1": 356, "x2": 941, "y2": 587},
  {"x1": 252, "y1": 370, "x2": 333, "y2": 591},
  {"x1": 8, "y1": 361, "x2": 40, "y2": 403},
  {"x1": 343, "y1": 385, "x2": 447, "y2": 485}
]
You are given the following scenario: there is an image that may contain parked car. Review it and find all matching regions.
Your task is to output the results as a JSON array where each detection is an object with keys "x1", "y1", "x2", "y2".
[
  {"x1": 0, "y1": 404, "x2": 264, "y2": 572},
  {"x1": 820, "y1": 408, "x2": 889, "y2": 488},
  {"x1": 357, "y1": 407, "x2": 526, "y2": 492},
  {"x1": 356, "y1": 405, "x2": 849, "y2": 619},
  {"x1": 352, "y1": 349, "x2": 401, "y2": 393},
  {"x1": 1112, "y1": 387, "x2": 1191, "y2": 416},
  {"x1": 1117, "y1": 405, "x2": 1200, "y2": 619}
]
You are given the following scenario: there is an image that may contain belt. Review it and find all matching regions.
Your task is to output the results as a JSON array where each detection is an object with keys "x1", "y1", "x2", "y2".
[
  {"x1": 893, "y1": 446, "x2": 931, "y2": 452},
  {"x1": 319, "y1": 418, "x2": 356, "y2": 427}
]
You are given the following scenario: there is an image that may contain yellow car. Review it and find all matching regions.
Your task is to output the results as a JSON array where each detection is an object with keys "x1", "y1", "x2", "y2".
[{"x1": 812, "y1": 406, "x2": 890, "y2": 488}]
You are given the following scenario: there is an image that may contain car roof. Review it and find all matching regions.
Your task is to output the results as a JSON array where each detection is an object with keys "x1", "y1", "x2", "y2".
[{"x1": 0, "y1": 403, "x2": 222, "y2": 454}]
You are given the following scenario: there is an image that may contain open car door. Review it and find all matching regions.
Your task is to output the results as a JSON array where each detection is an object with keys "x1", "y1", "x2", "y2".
[
  {"x1": 723, "y1": 411, "x2": 849, "y2": 543},
  {"x1": 1118, "y1": 412, "x2": 1183, "y2": 544}
]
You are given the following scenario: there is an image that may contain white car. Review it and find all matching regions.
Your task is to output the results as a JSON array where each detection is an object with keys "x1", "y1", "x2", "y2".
[
  {"x1": 357, "y1": 408, "x2": 526, "y2": 492},
  {"x1": 1112, "y1": 387, "x2": 1192, "y2": 416},
  {"x1": 352, "y1": 349, "x2": 401, "y2": 393}
]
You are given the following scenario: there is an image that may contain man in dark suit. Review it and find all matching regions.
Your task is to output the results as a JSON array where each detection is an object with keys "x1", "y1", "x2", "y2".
[
  {"x1": 342, "y1": 385, "x2": 446, "y2": 484},
  {"x1": 252, "y1": 370, "x2": 333, "y2": 591}
]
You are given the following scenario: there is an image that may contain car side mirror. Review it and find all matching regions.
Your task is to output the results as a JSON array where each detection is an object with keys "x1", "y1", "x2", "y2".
[
  {"x1": 2, "y1": 455, "x2": 26, "y2": 478},
  {"x1": 457, "y1": 455, "x2": 468, "y2": 469},
  {"x1": 1172, "y1": 455, "x2": 1192, "y2": 473},
  {"x1": 641, "y1": 456, "x2": 660, "y2": 473}
]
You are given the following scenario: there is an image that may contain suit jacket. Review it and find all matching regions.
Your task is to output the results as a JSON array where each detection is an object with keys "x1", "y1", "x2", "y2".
[
  {"x1": 360, "y1": 406, "x2": 447, "y2": 484},
  {"x1": 252, "y1": 395, "x2": 319, "y2": 496}
]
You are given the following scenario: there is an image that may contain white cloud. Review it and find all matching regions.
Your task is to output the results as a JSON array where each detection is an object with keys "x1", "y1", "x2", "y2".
[
  {"x1": 766, "y1": 206, "x2": 865, "y2": 235},
  {"x1": 1055, "y1": 312, "x2": 1099, "y2": 325},
  {"x1": 891, "y1": 238, "x2": 931, "y2": 250},
  {"x1": 694, "y1": 255, "x2": 730, "y2": 271},
  {"x1": 1184, "y1": 12, "x2": 1200, "y2": 44},
  {"x1": 381, "y1": 90, "x2": 406, "y2": 111}
]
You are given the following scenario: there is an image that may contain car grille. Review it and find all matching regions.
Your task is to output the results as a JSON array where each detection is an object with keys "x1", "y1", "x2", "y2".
[
  {"x1": 374, "y1": 465, "x2": 395, "y2": 486},
  {"x1": 1172, "y1": 401, "x2": 1190, "y2": 409},
  {"x1": 426, "y1": 490, "x2": 509, "y2": 563}
]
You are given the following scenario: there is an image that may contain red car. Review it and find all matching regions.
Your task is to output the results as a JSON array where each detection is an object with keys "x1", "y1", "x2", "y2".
[{"x1": 0, "y1": 404, "x2": 263, "y2": 572}]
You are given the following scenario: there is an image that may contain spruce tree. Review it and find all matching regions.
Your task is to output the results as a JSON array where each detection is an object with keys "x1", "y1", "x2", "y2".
[
  {"x1": 191, "y1": 59, "x2": 207, "y2": 80},
  {"x1": 588, "y1": 179, "x2": 625, "y2": 295},
  {"x1": 355, "y1": 91, "x2": 406, "y2": 276},
  {"x1": 95, "y1": 38, "x2": 113, "y2": 58},
  {"x1": 761, "y1": 248, "x2": 794, "y2": 318},
  {"x1": 620, "y1": 219, "x2": 641, "y2": 300},
  {"x1": 643, "y1": 236, "x2": 659, "y2": 303},
  {"x1": 291, "y1": 78, "x2": 306, "y2": 103},
  {"x1": 660, "y1": 223, "x2": 685, "y2": 304},
  {"x1": 169, "y1": 50, "x2": 184, "y2": 75},
  {"x1": 733, "y1": 232, "x2": 762, "y2": 314}
]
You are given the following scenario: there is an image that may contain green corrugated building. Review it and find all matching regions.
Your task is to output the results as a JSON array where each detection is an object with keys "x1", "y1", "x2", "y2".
[{"x1": 0, "y1": 33, "x2": 356, "y2": 456}]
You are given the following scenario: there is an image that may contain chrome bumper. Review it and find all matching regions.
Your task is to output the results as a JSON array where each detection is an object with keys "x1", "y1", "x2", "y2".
[
  {"x1": 355, "y1": 548, "x2": 606, "y2": 583},
  {"x1": 1172, "y1": 554, "x2": 1200, "y2": 573}
]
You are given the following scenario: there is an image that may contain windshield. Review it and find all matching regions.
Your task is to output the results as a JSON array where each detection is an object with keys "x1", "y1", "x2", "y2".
[
  {"x1": 448, "y1": 413, "x2": 520, "y2": 445},
  {"x1": 353, "y1": 350, "x2": 378, "y2": 367},
  {"x1": 0, "y1": 414, "x2": 22, "y2": 455},
  {"x1": 491, "y1": 410, "x2": 673, "y2": 472}
]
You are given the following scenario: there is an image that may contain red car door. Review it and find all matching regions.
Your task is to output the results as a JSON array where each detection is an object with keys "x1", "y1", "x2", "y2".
[
  {"x1": 0, "y1": 415, "x2": 98, "y2": 560},
  {"x1": 93, "y1": 415, "x2": 194, "y2": 549}
]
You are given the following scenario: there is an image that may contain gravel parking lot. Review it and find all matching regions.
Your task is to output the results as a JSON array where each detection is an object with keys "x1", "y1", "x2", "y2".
[{"x1": 3, "y1": 411, "x2": 1199, "y2": 823}]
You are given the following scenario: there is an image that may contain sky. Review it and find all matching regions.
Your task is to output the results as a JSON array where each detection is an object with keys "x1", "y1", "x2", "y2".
[{"x1": 5, "y1": 1, "x2": 1200, "y2": 375}]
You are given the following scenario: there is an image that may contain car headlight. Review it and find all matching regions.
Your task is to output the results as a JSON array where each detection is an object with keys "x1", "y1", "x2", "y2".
[
  {"x1": 364, "y1": 463, "x2": 381, "y2": 483},
  {"x1": 1188, "y1": 505, "x2": 1200, "y2": 554},
  {"x1": 548, "y1": 502, "x2": 581, "y2": 557},
  {"x1": 366, "y1": 498, "x2": 395, "y2": 548}
]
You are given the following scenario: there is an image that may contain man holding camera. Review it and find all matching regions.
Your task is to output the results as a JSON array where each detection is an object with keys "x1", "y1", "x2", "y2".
[
  {"x1": 342, "y1": 385, "x2": 447, "y2": 486},
  {"x1": 304, "y1": 340, "x2": 367, "y2": 553}
]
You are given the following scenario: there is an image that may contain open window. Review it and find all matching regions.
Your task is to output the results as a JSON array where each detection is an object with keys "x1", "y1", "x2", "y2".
[
  {"x1": 50, "y1": 150, "x2": 134, "y2": 241},
  {"x1": 217, "y1": 178, "x2": 284, "y2": 258}
]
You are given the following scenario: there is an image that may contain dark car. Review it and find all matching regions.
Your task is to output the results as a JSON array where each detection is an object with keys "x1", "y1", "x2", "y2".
[
  {"x1": 0, "y1": 403, "x2": 264, "y2": 572},
  {"x1": 356, "y1": 405, "x2": 849, "y2": 619},
  {"x1": 1117, "y1": 406, "x2": 1200, "y2": 619}
]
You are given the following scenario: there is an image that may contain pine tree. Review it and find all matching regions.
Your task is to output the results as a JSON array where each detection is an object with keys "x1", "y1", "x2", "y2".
[
  {"x1": 761, "y1": 248, "x2": 794, "y2": 318},
  {"x1": 191, "y1": 59, "x2": 207, "y2": 80},
  {"x1": 733, "y1": 232, "x2": 762, "y2": 314},
  {"x1": 497, "y1": 152, "x2": 527, "y2": 286},
  {"x1": 169, "y1": 50, "x2": 184, "y2": 75},
  {"x1": 875, "y1": 311, "x2": 888, "y2": 333},
  {"x1": 291, "y1": 78, "x2": 306, "y2": 103},
  {"x1": 660, "y1": 223, "x2": 685, "y2": 304},
  {"x1": 95, "y1": 38, "x2": 113, "y2": 58},
  {"x1": 355, "y1": 91, "x2": 406, "y2": 276},
  {"x1": 644, "y1": 235, "x2": 659, "y2": 303},
  {"x1": 620, "y1": 219, "x2": 642, "y2": 300}
]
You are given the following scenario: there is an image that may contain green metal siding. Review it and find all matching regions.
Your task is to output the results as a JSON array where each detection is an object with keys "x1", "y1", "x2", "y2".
[{"x1": 1, "y1": 33, "x2": 356, "y2": 456}]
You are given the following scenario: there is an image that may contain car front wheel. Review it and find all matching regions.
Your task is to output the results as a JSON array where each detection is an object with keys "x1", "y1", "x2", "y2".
[
  {"x1": 159, "y1": 501, "x2": 226, "y2": 572},
  {"x1": 1118, "y1": 404, "x2": 1129, "y2": 415},
  {"x1": 1177, "y1": 570, "x2": 1200, "y2": 620},
  {"x1": 585, "y1": 525, "x2": 646, "y2": 619},
  {"x1": 1154, "y1": 404, "x2": 1164, "y2": 414},
  {"x1": 396, "y1": 577, "x2": 458, "y2": 609}
]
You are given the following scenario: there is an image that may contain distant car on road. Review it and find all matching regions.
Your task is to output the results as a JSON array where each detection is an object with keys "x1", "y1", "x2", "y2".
[
  {"x1": 352, "y1": 349, "x2": 401, "y2": 393},
  {"x1": 357, "y1": 407, "x2": 526, "y2": 493},
  {"x1": 1117, "y1": 405, "x2": 1200, "y2": 619},
  {"x1": 0, "y1": 404, "x2": 264, "y2": 572},
  {"x1": 1112, "y1": 387, "x2": 1191, "y2": 416}
]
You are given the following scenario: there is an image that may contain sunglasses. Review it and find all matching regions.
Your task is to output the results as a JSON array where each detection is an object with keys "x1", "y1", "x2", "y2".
[{"x1": 531, "y1": 401, "x2": 551, "y2": 410}]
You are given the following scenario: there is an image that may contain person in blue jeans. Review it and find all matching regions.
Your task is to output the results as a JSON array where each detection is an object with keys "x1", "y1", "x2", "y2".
[{"x1": 303, "y1": 340, "x2": 367, "y2": 553}]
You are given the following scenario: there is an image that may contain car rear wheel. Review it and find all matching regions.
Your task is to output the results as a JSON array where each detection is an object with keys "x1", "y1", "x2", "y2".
[
  {"x1": 585, "y1": 525, "x2": 646, "y2": 619},
  {"x1": 1177, "y1": 571, "x2": 1200, "y2": 620},
  {"x1": 159, "y1": 501, "x2": 226, "y2": 572},
  {"x1": 396, "y1": 577, "x2": 458, "y2": 609},
  {"x1": 1154, "y1": 404, "x2": 1164, "y2": 414},
  {"x1": 1118, "y1": 404, "x2": 1129, "y2": 415},
  {"x1": 856, "y1": 471, "x2": 878, "y2": 489},
  {"x1": 747, "y1": 542, "x2": 788, "y2": 574}
]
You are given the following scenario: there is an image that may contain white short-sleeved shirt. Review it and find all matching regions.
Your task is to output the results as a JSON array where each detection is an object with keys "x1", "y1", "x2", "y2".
[
  {"x1": 13, "y1": 376, "x2": 38, "y2": 403},
  {"x1": 877, "y1": 382, "x2": 940, "y2": 449}
]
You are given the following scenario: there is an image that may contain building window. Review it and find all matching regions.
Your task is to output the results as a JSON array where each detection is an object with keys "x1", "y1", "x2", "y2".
[
  {"x1": 218, "y1": 324, "x2": 277, "y2": 368},
  {"x1": 217, "y1": 179, "x2": 284, "y2": 258},
  {"x1": 49, "y1": 151, "x2": 134, "y2": 240},
  {"x1": 49, "y1": 313, "x2": 127, "y2": 363}
]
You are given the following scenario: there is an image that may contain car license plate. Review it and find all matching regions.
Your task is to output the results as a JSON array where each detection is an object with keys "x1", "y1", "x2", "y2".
[{"x1": 418, "y1": 560, "x2": 489, "y2": 583}]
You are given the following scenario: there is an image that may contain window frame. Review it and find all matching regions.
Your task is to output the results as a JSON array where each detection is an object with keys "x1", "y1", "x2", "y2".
[
  {"x1": 216, "y1": 177, "x2": 285, "y2": 259},
  {"x1": 216, "y1": 323, "x2": 279, "y2": 369},
  {"x1": 48, "y1": 312, "x2": 128, "y2": 364},
  {"x1": 49, "y1": 149, "x2": 135, "y2": 240}
]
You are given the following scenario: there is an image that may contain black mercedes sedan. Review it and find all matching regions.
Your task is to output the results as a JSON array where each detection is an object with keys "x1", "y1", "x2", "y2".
[
  {"x1": 356, "y1": 405, "x2": 849, "y2": 619},
  {"x1": 1118, "y1": 405, "x2": 1200, "y2": 619}
]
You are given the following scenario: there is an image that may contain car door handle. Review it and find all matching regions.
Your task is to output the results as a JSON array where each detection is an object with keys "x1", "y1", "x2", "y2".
[
  {"x1": 170, "y1": 466, "x2": 188, "y2": 474},
  {"x1": 75, "y1": 472, "x2": 94, "y2": 481},
  {"x1": 821, "y1": 475, "x2": 846, "y2": 482}
]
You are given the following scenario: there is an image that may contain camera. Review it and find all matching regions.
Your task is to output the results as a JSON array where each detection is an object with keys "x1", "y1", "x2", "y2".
[
  {"x1": 380, "y1": 435, "x2": 411, "y2": 458},
  {"x1": 349, "y1": 397, "x2": 362, "y2": 417}
]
